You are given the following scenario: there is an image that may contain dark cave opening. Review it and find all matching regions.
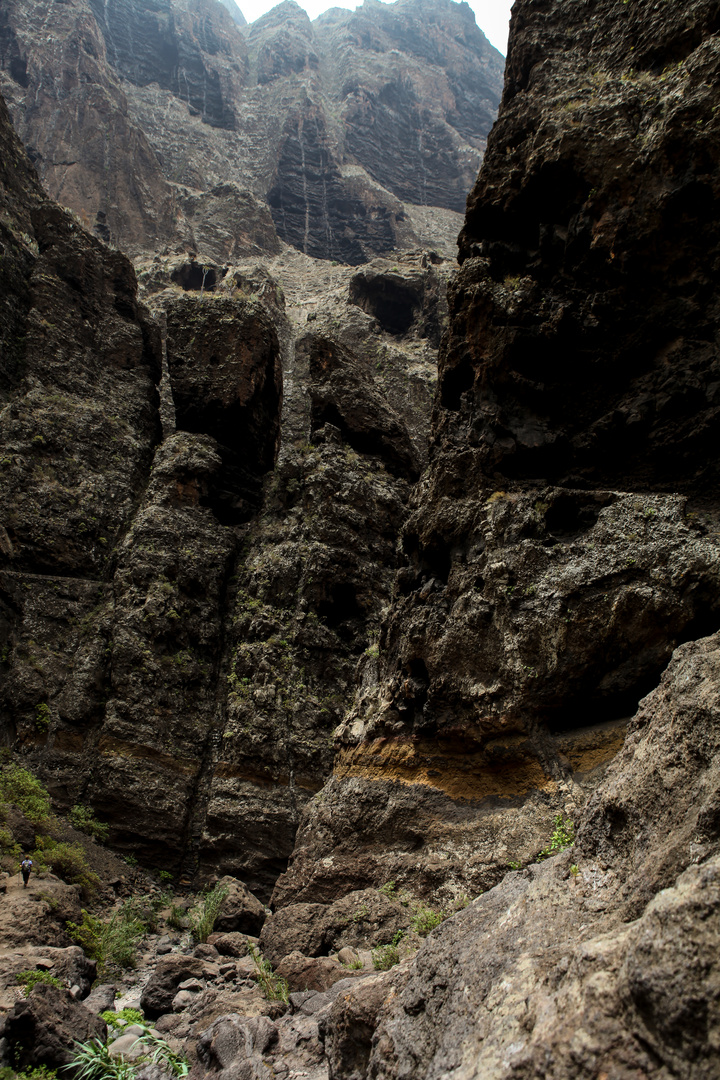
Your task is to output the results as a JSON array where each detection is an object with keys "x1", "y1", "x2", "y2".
[
  {"x1": 546, "y1": 604, "x2": 720, "y2": 734},
  {"x1": 170, "y1": 261, "x2": 226, "y2": 291},
  {"x1": 317, "y1": 582, "x2": 362, "y2": 634},
  {"x1": 543, "y1": 492, "x2": 613, "y2": 539},
  {"x1": 440, "y1": 359, "x2": 475, "y2": 411},
  {"x1": 348, "y1": 273, "x2": 421, "y2": 335},
  {"x1": 403, "y1": 532, "x2": 452, "y2": 586}
]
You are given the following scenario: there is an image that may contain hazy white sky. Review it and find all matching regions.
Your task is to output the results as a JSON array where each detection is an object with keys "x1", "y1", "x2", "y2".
[{"x1": 239, "y1": 0, "x2": 514, "y2": 55}]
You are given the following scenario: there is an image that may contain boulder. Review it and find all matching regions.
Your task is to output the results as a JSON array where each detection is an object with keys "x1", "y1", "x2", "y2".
[
  {"x1": 196, "y1": 1014, "x2": 278, "y2": 1074},
  {"x1": 259, "y1": 903, "x2": 327, "y2": 966},
  {"x1": 260, "y1": 891, "x2": 410, "y2": 965},
  {"x1": 214, "y1": 877, "x2": 267, "y2": 936},
  {"x1": 208, "y1": 933, "x2": 254, "y2": 958},
  {"x1": 6, "y1": 983, "x2": 106, "y2": 1071},
  {"x1": 27, "y1": 946, "x2": 96, "y2": 998},
  {"x1": 193, "y1": 944, "x2": 220, "y2": 961},
  {"x1": 81, "y1": 983, "x2": 116, "y2": 1015},
  {"x1": 108, "y1": 1033, "x2": 145, "y2": 1060},
  {"x1": 275, "y1": 952, "x2": 357, "y2": 993},
  {"x1": 323, "y1": 967, "x2": 409, "y2": 1080},
  {"x1": 172, "y1": 990, "x2": 199, "y2": 1013},
  {"x1": 140, "y1": 956, "x2": 206, "y2": 1019},
  {"x1": 322, "y1": 890, "x2": 411, "y2": 954}
]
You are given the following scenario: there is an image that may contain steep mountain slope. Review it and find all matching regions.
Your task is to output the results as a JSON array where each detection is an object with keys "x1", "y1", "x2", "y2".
[{"x1": 0, "y1": 0, "x2": 503, "y2": 262}]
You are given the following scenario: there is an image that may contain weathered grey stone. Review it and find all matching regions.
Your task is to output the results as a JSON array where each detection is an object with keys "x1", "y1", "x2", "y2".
[{"x1": 6, "y1": 984, "x2": 106, "y2": 1072}]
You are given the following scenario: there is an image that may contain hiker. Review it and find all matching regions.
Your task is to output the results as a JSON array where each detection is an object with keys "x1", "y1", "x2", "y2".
[{"x1": 20, "y1": 856, "x2": 32, "y2": 888}]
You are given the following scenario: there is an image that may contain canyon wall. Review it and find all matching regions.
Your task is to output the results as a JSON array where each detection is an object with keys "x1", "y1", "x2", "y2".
[
  {"x1": 2, "y1": 0, "x2": 720, "y2": 1074},
  {"x1": 269, "y1": 0, "x2": 720, "y2": 916},
  {"x1": 0, "y1": 0, "x2": 503, "y2": 262},
  {"x1": 0, "y1": 71, "x2": 447, "y2": 896}
]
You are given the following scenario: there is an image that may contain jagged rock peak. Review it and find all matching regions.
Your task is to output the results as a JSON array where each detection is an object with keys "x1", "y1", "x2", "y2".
[{"x1": 219, "y1": 0, "x2": 247, "y2": 26}]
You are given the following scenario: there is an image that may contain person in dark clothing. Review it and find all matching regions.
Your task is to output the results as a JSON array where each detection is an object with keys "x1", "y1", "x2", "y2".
[{"x1": 20, "y1": 857, "x2": 32, "y2": 888}]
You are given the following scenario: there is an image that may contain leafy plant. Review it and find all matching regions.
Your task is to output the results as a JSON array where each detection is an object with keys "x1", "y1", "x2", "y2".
[
  {"x1": 67, "y1": 905, "x2": 144, "y2": 979},
  {"x1": 33, "y1": 838, "x2": 100, "y2": 899},
  {"x1": 167, "y1": 903, "x2": 186, "y2": 931},
  {"x1": 537, "y1": 814, "x2": 575, "y2": 861},
  {"x1": 35, "y1": 704, "x2": 51, "y2": 732},
  {"x1": 9, "y1": 1068, "x2": 57, "y2": 1080},
  {"x1": 371, "y1": 943, "x2": 400, "y2": 971},
  {"x1": 189, "y1": 882, "x2": 229, "y2": 944},
  {"x1": 158, "y1": 870, "x2": 173, "y2": 885},
  {"x1": 69, "y1": 805, "x2": 109, "y2": 843},
  {"x1": 16, "y1": 969, "x2": 62, "y2": 995},
  {"x1": 411, "y1": 905, "x2": 445, "y2": 936},
  {"x1": 68, "y1": 1030, "x2": 188, "y2": 1080},
  {"x1": 378, "y1": 881, "x2": 396, "y2": 897},
  {"x1": 100, "y1": 1008, "x2": 144, "y2": 1028},
  {"x1": 69, "y1": 1039, "x2": 133, "y2": 1080},
  {"x1": 0, "y1": 827, "x2": 21, "y2": 861},
  {"x1": 247, "y1": 945, "x2": 289, "y2": 1003},
  {"x1": 0, "y1": 764, "x2": 52, "y2": 824}
]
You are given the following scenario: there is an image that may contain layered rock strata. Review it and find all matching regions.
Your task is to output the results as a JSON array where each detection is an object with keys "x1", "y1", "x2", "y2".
[{"x1": 365, "y1": 630, "x2": 720, "y2": 1079}]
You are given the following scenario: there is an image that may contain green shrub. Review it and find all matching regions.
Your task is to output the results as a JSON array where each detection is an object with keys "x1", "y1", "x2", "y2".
[
  {"x1": 33, "y1": 838, "x2": 100, "y2": 899},
  {"x1": 67, "y1": 906, "x2": 144, "y2": 979},
  {"x1": 189, "y1": 882, "x2": 229, "y2": 944},
  {"x1": 69, "y1": 1040, "x2": 134, "y2": 1080},
  {"x1": 167, "y1": 904, "x2": 186, "y2": 931},
  {"x1": 69, "y1": 1030, "x2": 188, "y2": 1080},
  {"x1": 35, "y1": 704, "x2": 51, "y2": 733},
  {"x1": 0, "y1": 827, "x2": 20, "y2": 860},
  {"x1": 248, "y1": 945, "x2": 289, "y2": 1003},
  {"x1": 15, "y1": 1068, "x2": 57, "y2": 1080},
  {"x1": 378, "y1": 881, "x2": 396, "y2": 897},
  {"x1": 371, "y1": 943, "x2": 400, "y2": 971},
  {"x1": 411, "y1": 905, "x2": 445, "y2": 936},
  {"x1": 0, "y1": 765, "x2": 52, "y2": 824},
  {"x1": 69, "y1": 805, "x2": 109, "y2": 843},
  {"x1": 100, "y1": 1007, "x2": 145, "y2": 1031},
  {"x1": 120, "y1": 894, "x2": 162, "y2": 934},
  {"x1": 16, "y1": 969, "x2": 63, "y2": 995}
]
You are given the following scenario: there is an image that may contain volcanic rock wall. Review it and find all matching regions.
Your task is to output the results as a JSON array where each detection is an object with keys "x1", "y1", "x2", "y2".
[
  {"x1": 271, "y1": 0, "x2": 720, "y2": 912},
  {"x1": 0, "y1": 84, "x2": 444, "y2": 897},
  {"x1": 0, "y1": 0, "x2": 503, "y2": 262}
]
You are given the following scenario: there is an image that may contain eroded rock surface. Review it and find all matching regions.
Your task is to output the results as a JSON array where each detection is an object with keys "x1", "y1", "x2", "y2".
[
  {"x1": 0, "y1": 88, "x2": 441, "y2": 892},
  {"x1": 366, "y1": 631, "x2": 720, "y2": 1079},
  {"x1": 273, "y1": 0, "x2": 720, "y2": 909},
  {"x1": 0, "y1": 0, "x2": 501, "y2": 262}
]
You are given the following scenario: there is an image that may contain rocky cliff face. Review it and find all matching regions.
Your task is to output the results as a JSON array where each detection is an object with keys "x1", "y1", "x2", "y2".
[
  {"x1": 267, "y1": 0, "x2": 720, "y2": 1009},
  {"x1": 0, "y1": 78, "x2": 445, "y2": 897},
  {"x1": 3, "y1": 0, "x2": 720, "y2": 1074},
  {"x1": 0, "y1": 0, "x2": 503, "y2": 263}
]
